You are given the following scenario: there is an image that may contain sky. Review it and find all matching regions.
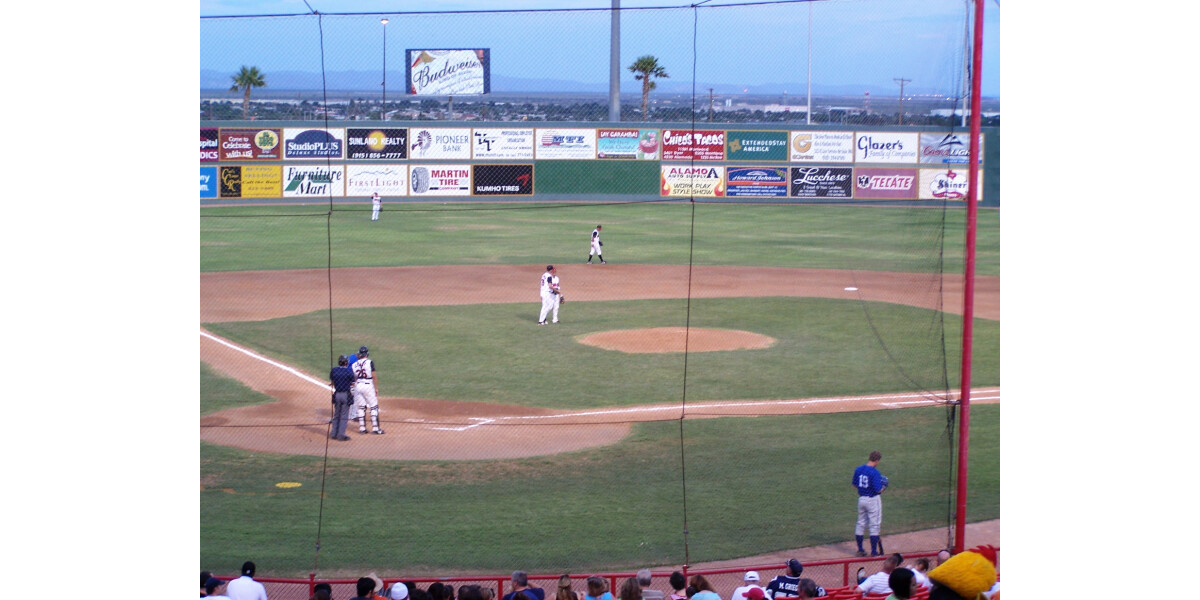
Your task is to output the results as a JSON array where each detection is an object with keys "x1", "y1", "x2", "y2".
[{"x1": 199, "y1": 0, "x2": 1001, "y2": 97}]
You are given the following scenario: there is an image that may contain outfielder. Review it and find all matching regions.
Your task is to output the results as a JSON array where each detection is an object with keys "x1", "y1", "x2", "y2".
[
  {"x1": 371, "y1": 192, "x2": 382, "y2": 221},
  {"x1": 586, "y1": 225, "x2": 606, "y2": 264},
  {"x1": 852, "y1": 450, "x2": 889, "y2": 556},
  {"x1": 351, "y1": 345, "x2": 385, "y2": 434},
  {"x1": 538, "y1": 265, "x2": 562, "y2": 325}
]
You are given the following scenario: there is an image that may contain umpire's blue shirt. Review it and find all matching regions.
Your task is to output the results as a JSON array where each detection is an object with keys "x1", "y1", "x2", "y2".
[{"x1": 330, "y1": 366, "x2": 355, "y2": 391}]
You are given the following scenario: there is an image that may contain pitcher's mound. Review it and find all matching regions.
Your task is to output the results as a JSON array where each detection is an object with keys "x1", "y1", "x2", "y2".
[{"x1": 578, "y1": 327, "x2": 776, "y2": 353}]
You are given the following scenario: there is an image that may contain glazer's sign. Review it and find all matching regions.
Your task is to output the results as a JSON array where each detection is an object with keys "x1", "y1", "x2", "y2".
[
  {"x1": 406, "y1": 49, "x2": 491, "y2": 96},
  {"x1": 854, "y1": 133, "x2": 919, "y2": 164}
]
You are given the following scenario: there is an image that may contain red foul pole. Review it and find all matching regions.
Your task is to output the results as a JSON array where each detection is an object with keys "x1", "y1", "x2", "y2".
[{"x1": 954, "y1": 0, "x2": 985, "y2": 554}]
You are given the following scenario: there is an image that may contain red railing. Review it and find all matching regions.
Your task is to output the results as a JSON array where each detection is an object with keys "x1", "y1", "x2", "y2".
[{"x1": 207, "y1": 548, "x2": 997, "y2": 600}]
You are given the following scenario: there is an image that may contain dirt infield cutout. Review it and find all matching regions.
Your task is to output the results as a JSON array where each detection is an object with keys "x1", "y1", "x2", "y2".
[{"x1": 577, "y1": 327, "x2": 776, "y2": 353}]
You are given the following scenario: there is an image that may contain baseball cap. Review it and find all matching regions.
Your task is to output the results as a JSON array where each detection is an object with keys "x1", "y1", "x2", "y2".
[
  {"x1": 369, "y1": 573, "x2": 385, "y2": 593},
  {"x1": 547, "y1": 265, "x2": 555, "y2": 271},
  {"x1": 241, "y1": 561, "x2": 256, "y2": 576},
  {"x1": 742, "y1": 589, "x2": 765, "y2": 600},
  {"x1": 205, "y1": 577, "x2": 225, "y2": 593},
  {"x1": 787, "y1": 558, "x2": 803, "y2": 575},
  {"x1": 390, "y1": 582, "x2": 410, "y2": 600},
  {"x1": 359, "y1": 346, "x2": 370, "y2": 354},
  {"x1": 743, "y1": 571, "x2": 759, "y2": 582}
]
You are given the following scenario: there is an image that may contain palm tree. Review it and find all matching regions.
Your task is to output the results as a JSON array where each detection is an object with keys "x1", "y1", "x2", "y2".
[
  {"x1": 628, "y1": 55, "x2": 668, "y2": 119},
  {"x1": 229, "y1": 66, "x2": 267, "y2": 120}
]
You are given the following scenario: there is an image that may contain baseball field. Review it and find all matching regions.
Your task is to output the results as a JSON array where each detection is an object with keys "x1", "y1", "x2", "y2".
[{"x1": 199, "y1": 201, "x2": 1000, "y2": 577}]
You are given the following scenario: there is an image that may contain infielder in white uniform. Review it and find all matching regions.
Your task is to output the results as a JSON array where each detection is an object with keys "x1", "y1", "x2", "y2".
[
  {"x1": 351, "y1": 345, "x2": 385, "y2": 434},
  {"x1": 538, "y1": 265, "x2": 561, "y2": 325},
  {"x1": 371, "y1": 192, "x2": 382, "y2": 221},
  {"x1": 586, "y1": 225, "x2": 606, "y2": 264}
]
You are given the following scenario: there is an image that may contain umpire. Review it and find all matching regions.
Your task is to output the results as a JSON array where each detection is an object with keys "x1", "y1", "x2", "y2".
[{"x1": 329, "y1": 355, "x2": 355, "y2": 441}]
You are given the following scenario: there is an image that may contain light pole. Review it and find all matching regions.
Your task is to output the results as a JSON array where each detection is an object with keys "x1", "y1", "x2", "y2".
[{"x1": 381, "y1": 18, "x2": 389, "y2": 121}]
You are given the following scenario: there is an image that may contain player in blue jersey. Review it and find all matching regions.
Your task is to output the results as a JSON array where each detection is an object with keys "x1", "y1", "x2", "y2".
[{"x1": 852, "y1": 450, "x2": 889, "y2": 557}]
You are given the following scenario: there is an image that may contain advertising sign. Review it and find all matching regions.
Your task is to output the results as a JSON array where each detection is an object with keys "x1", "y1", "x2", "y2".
[
  {"x1": 535, "y1": 128, "x2": 598, "y2": 160},
  {"x1": 347, "y1": 165, "x2": 409, "y2": 197},
  {"x1": 725, "y1": 130, "x2": 789, "y2": 162},
  {"x1": 918, "y1": 168, "x2": 982, "y2": 201},
  {"x1": 241, "y1": 165, "x2": 283, "y2": 198},
  {"x1": 473, "y1": 164, "x2": 534, "y2": 196},
  {"x1": 346, "y1": 128, "x2": 408, "y2": 160},
  {"x1": 660, "y1": 165, "x2": 725, "y2": 197},
  {"x1": 200, "y1": 167, "x2": 217, "y2": 198},
  {"x1": 790, "y1": 167, "x2": 854, "y2": 198},
  {"x1": 283, "y1": 128, "x2": 345, "y2": 160},
  {"x1": 919, "y1": 132, "x2": 984, "y2": 164},
  {"x1": 409, "y1": 127, "x2": 472, "y2": 160},
  {"x1": 789, "y1": 131, "x2": 855, "y2": 163},
  {"x1": 597, "y1": 129, "x2": 659, "y2": 160},
  {"x1": 219, "y1": 128, "x2": 282, "y2": 161},
  {"x1": 725, "y1": 167, "x2": 788, "y2": 198},
  {"x1": 853, "y1": 167, "x2": 918, "y2": 199},
  {"x1": 854, "y1": 132, "x2": 919, "y2": 164},
  {"x1": 661, "y1": 129, "x2": 725, "y2": 161},
  {"x1": 409, "y1": 164, "x2": 471, "y2": 196},
  {"x1": 282, "y1": 165, "x2": 345, "y2": 198},
  {"x1": 200, "y1": 128, "x2": 219, "y2": 162},
  {"x1": 219, "y1": 166, "x2": 242, "y2": 198},
  {"x1": 472, "y1": 128, "x2": 535, "y2": 160},
  {"x1": 406, "y1": 49, "x2": 491, "y2": 95}
]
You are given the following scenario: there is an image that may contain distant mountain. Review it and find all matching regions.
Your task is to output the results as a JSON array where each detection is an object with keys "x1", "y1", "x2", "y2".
[{"x1": 201, "y1": 69, "x2": 959, "y2": 99}]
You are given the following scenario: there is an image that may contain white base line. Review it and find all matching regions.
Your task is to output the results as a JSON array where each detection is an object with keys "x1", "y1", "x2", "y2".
[
  {"x1": 201, "y1": 330, "x2": 330, "y2": 390},
  {"x1": 202, "y1": 329, "x2": 999, "y2": 423}
]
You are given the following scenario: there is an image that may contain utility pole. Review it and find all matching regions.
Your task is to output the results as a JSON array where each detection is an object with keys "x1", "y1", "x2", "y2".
[
  {"x1": 708, "y1": 88, "x2": 714, "y2": 122},
  {"x1": 894, "y1": 77, "x2": 911, "y2": 125}
]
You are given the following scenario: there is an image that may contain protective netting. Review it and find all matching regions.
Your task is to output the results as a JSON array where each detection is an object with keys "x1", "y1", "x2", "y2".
[{"x1": 199, "y1": 0, "x2": 1000, "y2": 586}]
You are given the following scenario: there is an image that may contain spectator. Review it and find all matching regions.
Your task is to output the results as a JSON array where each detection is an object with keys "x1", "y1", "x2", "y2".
[
  {"x1": 907, "y1": 558, "x2": 932, "y2": 589},
  {"x1": 739, "y1": 589, "x2": 766, "y2": 600},
  {"x1": 202, "y1": 571, "x2": 213, "y2": 597},
  {"x1": 857, "y1": 554, "x2": 903, "y2": 596},
  {"x1": 684, "y1": 587, "x2": 698, "y2": 599},
  {"x1": 686, "y1": 575, "x2": 720, "y2": 600},
  {"x1": 637, "y1": 570, "x2": 663, "y2": 600},
  {"x1": 926, "y1": 545, "x2": 998, "y2": 600},
  {"x1": 411, "y1": 586, "x2": 435, "y2": 600},
  {"x1": 765, "y1": 559, "x2": 823, "y2": 599},
  {"x1": 794, "y1": 580, "x2": 819, "y2": 600},
  {"x1": 667, "y1": 573, "x2": 687, "y2": 600},
  {"x1": 312, "y1": 583, "x2": 333, "y2": 600},
  {"x1": 430, "y1": 583, "x2": 447, "y2": 600},
  {"x1": 390, "y1": 583, "x2": 410, "y2": 600},
  {"x1": 369, "y1": 574, "x2": 389, "y2": 600},
  {"x1": 935, "y1": 550, "x2": 952, "y2": 566},
  {"x1": 728, "y1": 571, "x2": 765, "y2": 600},
  {"x1": 504, "y1": 572, "x2": 545, "y2": 600},
  {"x1": 618, "y1": 578, "x2": 641, "y2": 600},
  {"x1": 227, "y1": 561, "x2": 269, "y2": 600},
  {"x1": 206, "y1": 577, "x2": 231, "y2": 600},
  {"x1": 585, "y1": 576, "x2": 613, "y2": 600},
  {"x1": 352, "y1": 577, "x2": 378, "y2": 600},
  {"x1": 557, "y1": 575, "x2": 584, "y2": 600},
  {"x1": 885, "y1": 568, "x2": 915, "y2": 600},
  {"x1": 459, "y1": 586, "x2": 485, "y2": 600},
  {"x1": 481, "y1": 587, "x2": 496, "y2": 600}
]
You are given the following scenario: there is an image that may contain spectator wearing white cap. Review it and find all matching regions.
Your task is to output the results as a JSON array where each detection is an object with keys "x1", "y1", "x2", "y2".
[
  {"x1": 390, "y1": 582, "x2": 411, "y2": 600},
  {"x1": 728, "y1": 572, "x2": 766, "y2": 600}
]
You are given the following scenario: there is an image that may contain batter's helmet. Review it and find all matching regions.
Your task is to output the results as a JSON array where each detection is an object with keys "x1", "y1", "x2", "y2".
[{"x1": 359, "y1": 346, "x2": 370, "y2": 355}]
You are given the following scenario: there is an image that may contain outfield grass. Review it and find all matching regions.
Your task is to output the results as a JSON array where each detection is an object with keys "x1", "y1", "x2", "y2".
[
  {"x1": 203, "y1": 298, "x2": 998, "y2": 409},
  {"x1": 201, "y1": 358, "x2": 999, "y2": 576},
  {"x1": 200, "y1": 203, "x2": 999, "y2": 276}
]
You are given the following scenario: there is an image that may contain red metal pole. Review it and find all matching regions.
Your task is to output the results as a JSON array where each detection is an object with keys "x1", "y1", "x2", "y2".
[{"x1": 954, "y1": 0, "x2": 985, "y2": 555}]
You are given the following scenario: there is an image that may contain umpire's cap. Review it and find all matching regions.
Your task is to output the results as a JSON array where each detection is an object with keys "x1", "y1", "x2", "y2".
[{"x1": 359, "y1": 345, "x2": 370, "y2": 356}]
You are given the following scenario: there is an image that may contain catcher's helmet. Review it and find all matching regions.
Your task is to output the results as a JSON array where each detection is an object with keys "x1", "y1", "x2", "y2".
[
  {"x1": 359, "y1": 345, "x2": 370, "y2": 356},
  {"x1": 338, "y1": 355, "x2": 348, "y2": 366}
]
